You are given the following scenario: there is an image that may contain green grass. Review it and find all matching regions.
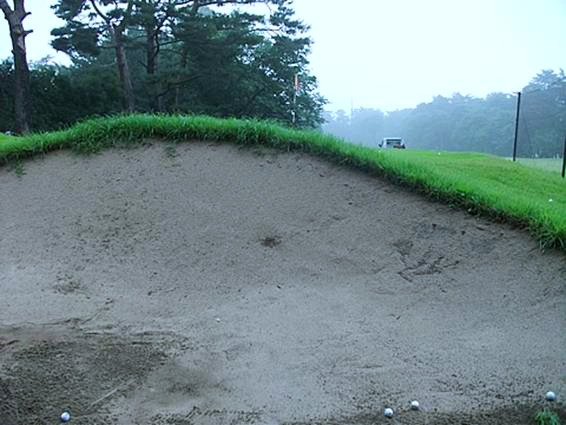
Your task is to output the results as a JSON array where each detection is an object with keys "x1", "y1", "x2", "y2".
[
  {"x1": 535, "y1": 409, "x2": 562, "y2": 425},
  {"x1": 515, "y1": 158, "x2": 564, "y2": 174},
  {"x1": 1, "y1": 114, "x2": 565, "y2": 251},
  {"x1": 0, "y1": 133, "x2": 14, "y2": 143}
]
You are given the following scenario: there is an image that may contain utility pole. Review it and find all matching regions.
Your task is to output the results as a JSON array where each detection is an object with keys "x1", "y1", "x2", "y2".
[
  {"x1": 292, "y1": 71, "x2": 299, "y2": 125},
  {"x1": 561, "y1": 134, "x2": 565, "y2": 178},
  {"x1": 512, "y1": 91, "x2": 521, "y2": 162}
]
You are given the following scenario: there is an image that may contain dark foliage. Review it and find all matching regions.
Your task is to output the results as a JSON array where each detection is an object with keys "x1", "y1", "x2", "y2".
[{"x1": 1, "y1": 0, "x2": 326, "y2": 132}]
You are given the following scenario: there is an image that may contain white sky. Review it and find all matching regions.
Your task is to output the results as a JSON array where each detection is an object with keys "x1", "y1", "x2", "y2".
[{"x1": 1, "y1": 0, "x2": 565, "y2": 112}]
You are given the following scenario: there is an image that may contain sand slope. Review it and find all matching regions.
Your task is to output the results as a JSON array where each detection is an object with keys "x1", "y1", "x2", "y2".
[{"x1": 1, "y1": 142, "x2": 564, "y2": 424}]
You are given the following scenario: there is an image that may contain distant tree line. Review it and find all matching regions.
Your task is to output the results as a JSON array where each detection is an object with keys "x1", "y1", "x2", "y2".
[
  {"x1": 324, "y1": 69, "x2": 566, "y2": 158},
  {"x1": 0, "y1": 0, "x2": 326, "y2": 133}
]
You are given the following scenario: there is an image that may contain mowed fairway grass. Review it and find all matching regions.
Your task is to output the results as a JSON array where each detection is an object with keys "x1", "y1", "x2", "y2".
[
  {"x1": 515, "y1": 157, "x2": 563, "y2": 174},
  {"x1": 1, "y1": 114, "x2": 565, "y2": 251}
]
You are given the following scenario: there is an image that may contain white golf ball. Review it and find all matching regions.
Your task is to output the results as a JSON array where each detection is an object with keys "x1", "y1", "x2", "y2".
[
  {"x1": 410, "y1": 400, "x2": 420, "y2": 410},
  {"x1": 384, "y1": 407, "x2": 394, "y2": 418},
  {"x1": 546, "y1": 391, "x2": 556, "y2": 401},
  {"x1": 60, "y1": 411, "x2": 71, "y2": 422}
]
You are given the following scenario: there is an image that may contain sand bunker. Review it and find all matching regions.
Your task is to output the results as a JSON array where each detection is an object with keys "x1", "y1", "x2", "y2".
[{"x1": 1, "y1": 142, "x2": 564, "y2": 424}]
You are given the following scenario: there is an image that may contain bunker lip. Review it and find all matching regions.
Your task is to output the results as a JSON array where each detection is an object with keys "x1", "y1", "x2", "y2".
[{"x1": 0, "y1": 142, "x2": 564, "y2": 425}]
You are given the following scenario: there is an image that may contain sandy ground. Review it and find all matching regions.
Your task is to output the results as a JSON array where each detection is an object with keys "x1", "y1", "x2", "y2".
[{"x1": 0, "y1": 141, "x2": 565, "y2": 425}]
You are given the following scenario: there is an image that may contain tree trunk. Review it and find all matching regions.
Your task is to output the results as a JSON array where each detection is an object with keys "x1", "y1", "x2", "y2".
[
  {"x1": 113, "y1": 26, "x2": 135, "y2": 113},
  {"x1": 0, "y1": 0, "x2": 32, "y2": 133},
  {"x1": 88, "y1": 0, "x2": 135, "y2": 113},
  {"x1": 145, "y1": 24, "x2": 161, "y2": 111},
  {"x1": 146, "y1": 26, "x2": 157, "y2": 76}
]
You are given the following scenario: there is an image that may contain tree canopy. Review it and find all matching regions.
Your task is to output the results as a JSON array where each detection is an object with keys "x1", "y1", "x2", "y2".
[
  {"x1": 0, "y1": 1, "x2": 563, "y2": 158},
  {"x1": 0, "y1": 0, "x2": 326, "y2": 131}
]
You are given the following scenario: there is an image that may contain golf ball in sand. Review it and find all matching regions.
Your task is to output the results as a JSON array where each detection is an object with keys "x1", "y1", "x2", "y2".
[
  {"x1": 384, "y1": 408, "x2": 394, "y2": 417},
  {"x1": 410, "y1": 400, "x2": 420, "y2": 410},
  {"x1": 546, "y1": 391, "x2": 556, "y2": 401},
  {"x1": 60, "y1": 411, "x2": 71, "y2": 422}
]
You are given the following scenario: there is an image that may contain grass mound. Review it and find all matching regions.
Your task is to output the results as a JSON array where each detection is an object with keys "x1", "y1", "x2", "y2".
[{"x1": 1, "y1": 114, "x2": 565, "y2": 251}]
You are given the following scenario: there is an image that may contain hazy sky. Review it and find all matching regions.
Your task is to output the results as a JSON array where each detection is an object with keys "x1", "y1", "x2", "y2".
[{"x1": 1, "y1": 0, "x2": 565, "y2": 112}]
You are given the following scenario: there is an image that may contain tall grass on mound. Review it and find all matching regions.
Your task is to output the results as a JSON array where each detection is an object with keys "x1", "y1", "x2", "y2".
[
  {"x1": 1, "y1": 114, "x2": 565, "y2": 251},
  {"x1": 535, "y1": 409, "x2": 562, "y2": 425},
  {"x1": 0, "y1": 133, "x2": 14, "y2": 143}
]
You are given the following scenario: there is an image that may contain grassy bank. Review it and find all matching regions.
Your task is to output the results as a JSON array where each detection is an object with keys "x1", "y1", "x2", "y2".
[
  {"x1": 0, "y1": 133, "x2": 14, "y2": 143},
  {"x1": 1, "y1": 114, "x2": 565, "y2": 250}
]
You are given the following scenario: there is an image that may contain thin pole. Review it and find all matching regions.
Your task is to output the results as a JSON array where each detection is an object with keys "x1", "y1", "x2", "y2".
[
  {"x1": 561, "y1": 135, "x2": 566, "y2": 178},
  {"x1": 512, "y1": 91, "x2": 521, "y2": 162},
  {"x1": 292, "y1": 73, "x2": 298, "y2": 125},
  {"x1": 291, "y1": 92, "x2": 297, "y2": 125}
]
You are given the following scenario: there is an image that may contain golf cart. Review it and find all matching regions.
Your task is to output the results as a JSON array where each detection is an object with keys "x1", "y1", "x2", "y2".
[{"x1": 379, "y1": 137, "x2": 406, "y2": 149}]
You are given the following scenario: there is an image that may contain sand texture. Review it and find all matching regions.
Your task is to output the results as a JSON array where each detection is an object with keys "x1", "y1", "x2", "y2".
[{"x1": 1, "y1": 141, "x2": 564, "y2": 424}]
